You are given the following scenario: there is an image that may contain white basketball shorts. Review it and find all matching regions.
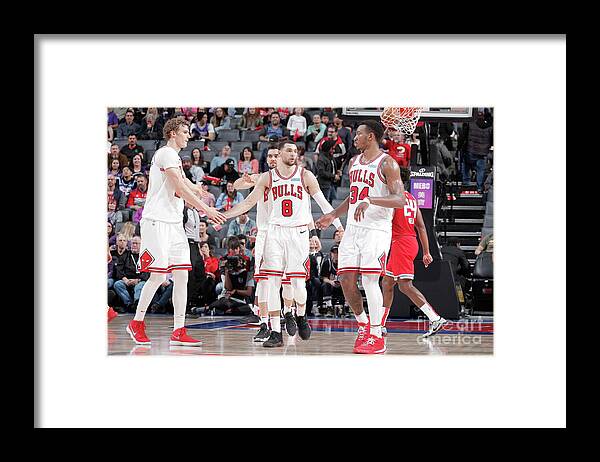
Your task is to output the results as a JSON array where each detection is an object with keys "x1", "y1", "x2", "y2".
[
  {"x1": 138, "y1": 218, "x2": 191, "y2": 273},
  {"x1": 337, "y1": 224, "x2": 391, "y2": 276},
  {"x1": 261, "y1": 224, "x2": 310, "y2": 280}
]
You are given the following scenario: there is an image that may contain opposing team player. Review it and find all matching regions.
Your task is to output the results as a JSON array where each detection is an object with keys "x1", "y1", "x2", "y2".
[
  {"x1": 125, "y1": 117, "x2": 227, "y2": 347},
  {"x1": 224, "y1": 141, "x2": 344, "y2": 348},
  {"x1": 315, "y1": 120, "x2": 406, "y2": 354},
  {"x1": 381, "y1": 166, "x2": 448, "y2": 338}
]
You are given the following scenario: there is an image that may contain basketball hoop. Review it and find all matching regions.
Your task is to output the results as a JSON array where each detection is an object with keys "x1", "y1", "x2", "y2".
[{"x1": 380, "y1": 107, "x2": 424, "y2": 136}]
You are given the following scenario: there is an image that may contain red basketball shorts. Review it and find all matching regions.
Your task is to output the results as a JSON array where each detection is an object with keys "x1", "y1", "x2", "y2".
[{"x1": 385, "y1": 236, "x2": 418, "y2": 280}]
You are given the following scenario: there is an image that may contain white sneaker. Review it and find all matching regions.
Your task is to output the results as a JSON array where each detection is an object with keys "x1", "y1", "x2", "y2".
[{"x1": 422, "y1": 317, "x2": 448, "y2": 338}]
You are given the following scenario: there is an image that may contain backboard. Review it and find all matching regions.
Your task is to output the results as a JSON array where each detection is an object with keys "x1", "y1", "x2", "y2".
[{"x1": 342, "y1": 107, "x2": 475, "y2": 122}]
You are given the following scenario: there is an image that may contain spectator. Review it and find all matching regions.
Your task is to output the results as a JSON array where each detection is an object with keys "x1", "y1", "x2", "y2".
[
  {"x1": 475, "y1": 232, "x2": 494, "y2": 261},
  {"x1": 108, "y1": 158, "x2": 122, "y2": 178},
  {"x1": 441, "y1": 237, "x2": 471, "y2": 296},
  {"x1": 316, "y1": 140, "x2": 338, "y2": 203},
  {"x1": 215, "y1": 180, "x2": 244, "y2": 212},
  {"x1": 210, "y1": 236, "x2": 254, "y2": 315},
  {"x1": 458, "y1": 109, "x2": 493, "y2": 193},
  {"x1": 307, "y1": 236, "x2": 325, "y2": 316},
  {"x1": 107, "y1": 199, "x2": 118, "y2": 226},
  {"x1": 139, "y1": 113, "x2": 161, "y2": 141},
  {"x1": 181, "y1": 155, "x2": 194, "y2": 182},
  {"x1": 108, "y1": 143, "x2": 129, "y2": 169},
  {"x1": 183, "y1": 202, "x2": 207, "y2": 312},
  {"x1": 107, "y1": 107, "x2": 119, "y2": 142},
  {"x1": 238, "y1": 147, "x2": 259, "y2": 174},
  {"x1": 321, "y1": 112, "x2": 332, "y2": 127},
  {"x1": 305, "y1": 113, "x2": 327, "y2": 150},
  {"x1": 317, "y1": 125, "x2": 347, "y2": 177},
  {"x1": 382, "y1": 128, "x2": 412, "y2": 168},
  {"x1": 298, "y1": 149, "x2": 316, "y2": 174},
  {"x1": 198, "y1": 180, "x2": 216, "y2": 218},
  {"x1": 107, "y1": 244, "x2": 115, "y2": 290},
  {"x1": 258, "y1": 111, "x2": 290, "y2": 143},
  {"x1": 125, "y1": 174, "x2": 148, "y2": 223},
  {"x1": 210, "y1": 158, "x2": 240, "y2": 185},
  {"x1": 333, "y1": 228, "x2": 344, "y2": 245},
  {"x1": 130, "y1": 154, "x2": 148, "y2": 180},
  {"x1": 107, "y1": 174, "x2": 127, "y2": 213},
  {"x1": 112, "y1": 235, "x2": 149, "y2": 312},
  {"x1": 190, "y1": 148, "x2": 208, "y2": 183},
  {"x1": 107, "y1": 221, "x2": 117, "y2": 247},
  {"x1": 198, "y1": 242, "x2": 219, "y2": 308},
  {"x1": 287, "y1": 107, "x2": 308, "y2": 141},
  {"x1": 190, "y1": 112, "x2": 215, "y2": 142},
  {"x1": 210, "y1": 107, "x2": 232, "y2": 136},
  {"x1": 198, "y1": 219, "x2": 218, "y2": 249},
  {"x1": 332, "y1": 110, "x2": 354, "y2": 155},
  {"x1": 209, "y1": 145, "x2": 236, "y2": 172},
  {"x1": 236, "y1": 234, "x2": 254, "y2": 261},
  {"x1": 120, "y1": 134, "x2": 146, "y2": 166},
  {"x1": 118, "y1": 166, "x2": 136, "y2": 199},
  {"x1": 275, "y1": 107, "x2": 290, "y2": 123},
  {"x1": 226, "y1": 212, "x2": 257, "y2": 241},
  {"x1": 319, "y1": 245, "x2": 345, "y2": 317},
  {"x1": 240, "y1": 107, "x2": 263, "y2": 131},
  {"x1": 116, "y1": 109, "x2": 141, "y2": 138}
]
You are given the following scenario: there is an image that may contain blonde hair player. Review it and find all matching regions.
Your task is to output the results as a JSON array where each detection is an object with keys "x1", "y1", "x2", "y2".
[
  {"x1": 315, "y1": 120, "x2": 406, "y2": 354},
  {"x1": 125, "y1": 118, "x2": 227, "y2": 347},
  {"x1": 233, "y1": 147, "x2": 325, "y2": 342},
  {"x1": 224, "y1": 141, "x2": 344, "y2": 347}
]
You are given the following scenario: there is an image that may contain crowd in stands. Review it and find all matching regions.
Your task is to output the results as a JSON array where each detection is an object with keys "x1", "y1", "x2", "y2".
[{"x1": 107, "y1": 106, "x2": 494, "y2": 316}]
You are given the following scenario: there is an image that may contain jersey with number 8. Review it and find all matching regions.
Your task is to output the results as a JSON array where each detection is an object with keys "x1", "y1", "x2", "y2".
[
  {"x1": 392, "y1": 190, "x2": 418, "y2": 238},
  {"x1": 268, "y1": 165, "x2": 312, "y2": 227}
]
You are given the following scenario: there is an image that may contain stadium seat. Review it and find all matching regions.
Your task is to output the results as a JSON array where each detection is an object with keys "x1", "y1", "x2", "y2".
[
  {"x1": 231, "y1": 141, "x2": 253, "y2": 153},
  {"x1": 320, "y1": 238, "x2": 337, "y2": 255},
  {"x1": 145, "y1": 149, "x2": 156, "y2": 163},
  {"x1": 137, "y1": 140, "x2": 158, "y2": 151},
  {"x1": 241, "y1": 130, "x2": 261, "y2": 143},
  {"x1": 216, "y1": 129, "x2": 240, "y2": 142},
  {"x1": 229, "y1": 118, "x2": 241, "y2": 129},
  {"x1": 187, "y1": 140, "x2": 205, "y2": 151},
  {"x1": 202, "y1": 150, "x2": 216, "y2": 163},
  {"x1": 207, "y1": 141, "x2": 229, "y2": 153},
  {"x1": 257, "y1": 141, "x2": 272, "y2": 152},
  {"x1": 114, "y1": 138, "x2": 130, "y2": 150}
]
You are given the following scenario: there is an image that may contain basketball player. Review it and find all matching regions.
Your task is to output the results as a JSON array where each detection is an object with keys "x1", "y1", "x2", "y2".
[
  {"x1": 224, "y1": 141, "x2": 344, "y2": 348},
  {"x1": 315, "y1": 120, "x2": 406, "y2": 354},
  {"x1": 233, "y1": 150, "x2": 323, "y2": 342},
  {"x1": 125, "y1": 118, "x2": 227, "y2": 347},
  {"x1": 381, "y1": 166, "x2": 448, "y2": 338}
]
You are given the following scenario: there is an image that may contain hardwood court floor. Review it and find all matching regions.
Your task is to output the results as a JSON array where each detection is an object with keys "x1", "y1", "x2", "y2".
[{"x1": 108, "y1": 314, "x2": 493, "y2": 356}]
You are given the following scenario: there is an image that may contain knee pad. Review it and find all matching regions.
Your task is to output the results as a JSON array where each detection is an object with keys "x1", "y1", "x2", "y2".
[{"x1": 282, "y1": 282, "x2": 294, "y2": 301}]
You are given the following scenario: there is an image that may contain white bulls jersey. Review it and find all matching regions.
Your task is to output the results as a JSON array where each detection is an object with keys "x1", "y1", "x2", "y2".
[
  {"x1": 346, "y1": 152, "x2": 394, "y2": 232},
  {"x1": 268, "y1": 165, "x2": 311, "y2": 227},
  {"x1": 256, "y1": 177, "x2": 273, "y2": 230},
  {"x1": 143, "y1": 146, "x2": 185, "y2": 224}
]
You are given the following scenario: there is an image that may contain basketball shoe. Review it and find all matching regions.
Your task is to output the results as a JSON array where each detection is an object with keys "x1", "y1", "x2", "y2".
[
  {"x1": 284, "y1": 311, "x2": 297, "y2": 336},
  {"x1": 422, "y1": 317, "x2": 448, "y2": 338},
  {"x1": 170, "y1": 327, "x2": 202, "y2": 346},
  {"x1": 352, "y1": 322, "x2": 370, "y2": 353},
  {"x1": 263, "y1": 330, "x2": 284, "y2": 348},
  {"x1": 107, "y1": 306, "x2": 118, "y2": 322},
  {"x1": 126, "y1": 320, "x2": 151, "y2": 345},
  {"x1": 354, "y1": 335, "x2": 386, "y2": 354},
  {"x1": 253, "y1": 323, "x2": 271, "y2": 342},
  {"x1": 296, "y1": 315, "x2": 311, "y2": 340}
]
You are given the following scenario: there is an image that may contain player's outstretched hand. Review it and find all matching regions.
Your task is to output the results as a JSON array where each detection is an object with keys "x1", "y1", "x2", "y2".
[
  {"x1": 242, "y1": 172, "x2": 254, "y2": 185},
  {"x1": 205, "y1": 207, "x2": 227, "y2": 225},
  {"x1": 423, "y1": 253, "x2": 433, "y2": 268},
  {"x1": 315, "y1": 212, "x2": 335, "y2": 230},
  {"x1": 353, "y1": 202, "x2": 370, "y2": 222}
]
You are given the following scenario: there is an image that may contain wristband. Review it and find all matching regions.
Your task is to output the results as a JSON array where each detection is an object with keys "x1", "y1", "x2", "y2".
[
  {"x1": 309, "y1": 229, "x2": 318, "y2": 238},
  {"x1": 358, "y1": 197, "x2": 371, "y2": 206}
]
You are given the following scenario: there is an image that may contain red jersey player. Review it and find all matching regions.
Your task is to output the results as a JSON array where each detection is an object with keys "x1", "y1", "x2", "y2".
[
  {"x1": 381, "y1": 129, "x2": 412, "y2": 168},
  {"x1": 381, "y1": 167, "x2": 448, "y2": 338}
]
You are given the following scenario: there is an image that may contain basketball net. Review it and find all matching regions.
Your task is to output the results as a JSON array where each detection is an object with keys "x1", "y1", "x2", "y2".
[{"x1": 380, "y1": 107, "x2": 424, "y2": 137}]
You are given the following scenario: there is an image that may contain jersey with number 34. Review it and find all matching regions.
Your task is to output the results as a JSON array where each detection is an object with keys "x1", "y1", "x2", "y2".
[{"x1": 392, "y1": 191, "x2": 418, "y2": 238}]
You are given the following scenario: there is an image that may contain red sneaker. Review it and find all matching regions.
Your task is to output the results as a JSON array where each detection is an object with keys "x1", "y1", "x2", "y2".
[
  {"x1": 352, "y1": 322, "x2": 370, "y2": 353},
  {"x1": 170, "y1": 327, "x2": 202, "y2": 347},
  {"x1": 107, "y1": 306, "x2": 118, "y2": 323},
  {"x1": 126, "y1": 320, "x2": 151, "y2": 345},
  {"x1": 354, "y1": 335, "x2": 386, "y2": 354}
]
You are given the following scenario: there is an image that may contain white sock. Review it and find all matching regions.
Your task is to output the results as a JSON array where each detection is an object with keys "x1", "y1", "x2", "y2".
[
  {"x1": 260, "y1": 316, "x2": 268, "y2": 326},
  {"x1": 252, "y1": 305, "x2": 260, "y2": 316},
  {"x1": 283, "y1": 303, "x2": 293, "y2": 314},
  {"x1": 355, "y1": 311, "x2": 369, "y2": 325},
  {"x1": 296, "y1": 304, "x2": 306, "y2": 317},
  {"x1": 134, "y1": 273, "x2": 166, "y2": 321},
  {"x1": 419, "y1": 303, "x2": 441, "y2": 322},
  {"x1": 370, "y1": 325, "x2": 382, "y2": 338},
  {"x1": 271, "y1": 315, "x2": 281, "y2": 333},
  {"x1": 172, "y1": 271, "x2": 188, "y2": 330}
]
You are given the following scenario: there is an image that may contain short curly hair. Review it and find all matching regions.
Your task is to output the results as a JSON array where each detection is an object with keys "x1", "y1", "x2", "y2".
[{"x1": 163, "y1": 117, "x2": 190, "y2": 140}]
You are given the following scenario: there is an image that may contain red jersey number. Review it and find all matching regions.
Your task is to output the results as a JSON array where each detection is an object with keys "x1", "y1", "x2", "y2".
[
  {"x1": 281, "y1": 199, "x2": 293, "y2": 217},
  {"x1": 349, "y1": 186, "x2": 369, "y2": 204}
]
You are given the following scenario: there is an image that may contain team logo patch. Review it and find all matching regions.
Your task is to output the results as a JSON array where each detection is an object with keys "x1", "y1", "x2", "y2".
[{"x1": 139, "y1": 250, "x2": 155, "y2": 271}]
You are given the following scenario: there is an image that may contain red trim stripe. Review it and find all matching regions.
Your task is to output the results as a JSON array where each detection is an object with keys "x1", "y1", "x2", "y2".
[
  {"x1": 274, "y1": 164, "x2": 299, "y2": 180},
  {"x1": 358, "y1": 151, "x2": 386, "y2": 166}
]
